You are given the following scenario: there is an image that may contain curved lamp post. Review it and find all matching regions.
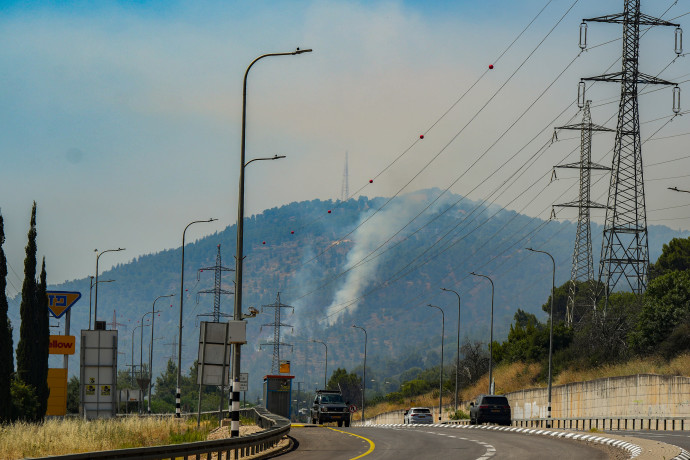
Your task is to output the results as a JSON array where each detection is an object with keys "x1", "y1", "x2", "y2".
[
  {"x1": 94, "y1": 247, "x2": 124, "y2": 328},
  {"x1": 148, "y1": 293, "x2": 175, "y2": 414},
  {"x1": 470, "y1": 272, "x2": 494, "y2": 394},
  {"x1": 427, "y1": 304, "x2": 445, "y2": 421},
  {"x1": 526, "y1": 247, "x2": 555, "y2": 427},
  {"x1": 231, "y1": 47, "x2": 311, "y2": 437},
  {"x1": 176, "y1": 218, "x2": 217, "y2": 418},
  {"x1": 352, "y1": 325, "x2": 367, "y2": 425},
  {"x1": 441, "y1": 287, "x2": 461, "y2": 412},
  {"x1": 311, "y1": 339, "x2": 328, "y2": 388},
  {"x1": 89, "y1": 277, "x2": 115, "y2": 330}
]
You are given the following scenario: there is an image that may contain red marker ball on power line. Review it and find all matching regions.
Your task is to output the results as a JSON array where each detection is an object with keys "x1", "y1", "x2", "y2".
[
  {"x1": 369, "y1": 179, "x2": 373, "y2": 183},
  {"x1": 291, "y1": 231, "x2": 294, "y2": 234},
  {"x1": 328, "y1": 210, "x2": 331, "y2": 213},
  {"x1": 489, "y1": 64, "x2": 494, "y2": 69},
  {"x1": 419, "y1": 134, "x2": 424, "y2": 139},
  {"x1": 262, "y1": 241, "x2": 266, "y2": 245}
]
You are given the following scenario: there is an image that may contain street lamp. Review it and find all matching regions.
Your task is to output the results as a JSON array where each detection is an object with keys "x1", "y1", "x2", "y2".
[
  {"x1": 352, "y1": 325, "x2": 367, "y2": 425},
  {"x1": 148, "y1": 294, "x2": 175, "y2": 414},
  {"x1": 526, "y1": 247, "x2": 555, "y2": 428},
  {"x1": 441, "y1": 287, "x2": 461, "y2": 412},
  {"x1": 89, "y1": 277, "x2": 114, "y2": 330},
  {"x1": 131, "y1": 325, "x2": 143, "y2": 385},
  {"x1": 231, "y1": 47, "x2": 312, "y2": 437},
  {"x1": 176, "y1": 218, "x2": 217, "y2": 418},
  {"x1": 428, "y1": 304, "x2": 445, "y2": 421},
  {"x1": 94, "y1": 247, "x2": 124, "y2": 328},
  {"x1": 470, "y1": 272, "x2": 495, "y2": 394},
  {"x1": 669, "y1": 186, "x2": 690, "y2": 193},
  {"x1": 311, "y1": 339, "x2": 328, "y2": 388}
]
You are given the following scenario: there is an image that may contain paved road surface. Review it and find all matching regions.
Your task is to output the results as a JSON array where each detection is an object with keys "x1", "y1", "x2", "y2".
[
  {"x1": 282, "y1": 425, "x2": 611, "y2": 459},
  {"x1": 606, "y1": 430, "x2": 690, "y2": 453}
]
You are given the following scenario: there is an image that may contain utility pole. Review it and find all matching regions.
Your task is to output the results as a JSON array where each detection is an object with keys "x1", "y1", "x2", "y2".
[
  {"x1": 553, "y1": 101, "x2": 612, "y2": 325},
  {"x1": 259, "y1": 293, "x2": 294, "y2": 374},
  {"x1": 107, "y1": 309, "x2": 127, "y2": 331},
  {"x1": 580, "y1": 1, "x2": 681, "y2": 301}
]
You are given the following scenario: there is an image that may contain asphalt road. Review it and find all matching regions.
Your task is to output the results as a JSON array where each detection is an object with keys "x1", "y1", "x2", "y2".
[
  {"x1": 281, "y1": 425, "x2": 612, "y2": 459},
  {"x1": 606, "y1": 430, "x2": 690, "y2": 453}
]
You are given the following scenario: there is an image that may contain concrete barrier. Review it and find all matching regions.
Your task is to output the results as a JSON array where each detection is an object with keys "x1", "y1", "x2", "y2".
[{"x1": 507, "y1": 374, "x2": 690, "y2": 420}]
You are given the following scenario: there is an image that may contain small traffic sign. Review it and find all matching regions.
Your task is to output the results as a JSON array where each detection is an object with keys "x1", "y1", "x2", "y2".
[{"x1": 46, "y1": 291, "x2": 81, "y2": 319}]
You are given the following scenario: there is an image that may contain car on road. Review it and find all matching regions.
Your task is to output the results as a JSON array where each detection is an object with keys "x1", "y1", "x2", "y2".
[
  {"x1": 404, "y1": 407, "x2": 433, "y2": 424},
  {"x1": 311, "y1": 390, "x2": 351, "y2": 427},
  {"x1": 469, "y1": 394, "x2": 511, "y2": 426}
]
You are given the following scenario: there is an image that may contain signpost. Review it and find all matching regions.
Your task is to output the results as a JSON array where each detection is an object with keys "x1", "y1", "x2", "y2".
[{"x1": 46, "y1": 290, "x2": 82, "y2": 417}]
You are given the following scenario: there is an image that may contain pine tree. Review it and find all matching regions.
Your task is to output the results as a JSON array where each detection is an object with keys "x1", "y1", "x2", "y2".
[
  {"x1": 0, "y1": 212, "x2": 14, "y2": 422},
  {"x1": 15, "y1": 202, "x2": 39, "y2": 420},
  {"x1": 34, "y1": 257, "x2": 49, "y2": 419}
]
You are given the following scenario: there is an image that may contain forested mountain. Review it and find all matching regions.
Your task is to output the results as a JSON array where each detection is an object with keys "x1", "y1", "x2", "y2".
[{"x1": 11, "y1": 189, "x2": 688, "y2": 402}]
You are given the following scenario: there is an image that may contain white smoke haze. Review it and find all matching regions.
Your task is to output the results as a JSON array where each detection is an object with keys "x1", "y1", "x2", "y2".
[{"x1": 325, "y1": 190, "x2": 456, "y2": 324}]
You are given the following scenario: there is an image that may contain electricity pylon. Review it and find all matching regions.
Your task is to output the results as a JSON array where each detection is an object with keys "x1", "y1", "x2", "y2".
[
  {"x1": 554, "y1": 101, "x2": 612, "y2": 326},
  {"x1": 341, "y1": 151, "x2": 349, "y2": 202},
  {"x1": 197, "y1": 244, "x2": 234, "y2": 322},
  {"x1": 580, "y1": 1, "x2": 681, "y2": 301},
  {"x1": 260, "y1": 293, "x2": 294, "y2": 374}
]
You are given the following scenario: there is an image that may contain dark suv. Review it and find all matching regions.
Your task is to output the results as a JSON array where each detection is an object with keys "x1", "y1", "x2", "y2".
[
  {"x1": 469, "y1": 394, "x2": 511, "y2": 426},
  {"x1": 311, "y1": 390, "x2": 351, "y2": 427}
]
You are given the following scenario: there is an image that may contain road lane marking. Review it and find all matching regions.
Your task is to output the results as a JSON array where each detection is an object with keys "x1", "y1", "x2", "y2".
[{"x1": 326, "y1": 427, "x2": 375, "y2": 460}]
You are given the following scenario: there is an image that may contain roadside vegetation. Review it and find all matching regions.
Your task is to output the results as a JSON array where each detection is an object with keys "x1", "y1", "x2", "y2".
[
  {"x1": 0, "y1": 416, "x2": 216, "y2": 459},
  {"x1": 346, "y1": 237, "x2": 690, "y2": 421}
]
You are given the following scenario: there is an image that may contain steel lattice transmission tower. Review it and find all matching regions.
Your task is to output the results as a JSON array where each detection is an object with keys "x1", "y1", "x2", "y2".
[
  {"x1": 341, "y1": 151, "x2": 349, "y2": 202},
  {"x1": 554, "y1": 101, "x2": 612, "y2": 326},
  {"x1": 260, "y1": 293, "x2": 294, "y2": 374},
  {"x1": 580, "y1": 1, "x2": 681, "y2": 299},
  {"x1": 197, "y1": 244, "x2": 234, "y2": 322}
]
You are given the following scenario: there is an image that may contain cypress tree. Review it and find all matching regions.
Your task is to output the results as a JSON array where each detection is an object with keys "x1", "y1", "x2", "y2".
[
  {"x1": 34, "y1": 257, "x2": 49, "y2": 419},
  {"x1": 0, "y1": 212, "x2": 13, "y2": 422},
  {"x1": 15, "y1": 202, "x2": 38, "y2": 419}
]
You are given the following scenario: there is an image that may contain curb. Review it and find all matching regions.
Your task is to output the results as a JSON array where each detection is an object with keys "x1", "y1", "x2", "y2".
[{"x1": 365, "y1": 423, "x2": 684, "y2": 459}]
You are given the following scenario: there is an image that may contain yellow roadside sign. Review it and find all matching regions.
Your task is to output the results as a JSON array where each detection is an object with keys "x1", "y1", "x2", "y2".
[{"x1": 46, "y1": 291, "x2": 81, "y2": 319}]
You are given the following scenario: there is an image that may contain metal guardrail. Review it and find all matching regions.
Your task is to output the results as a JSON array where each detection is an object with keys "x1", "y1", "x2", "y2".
[
  {"x1": 29, "y1": 407, "x2": 290, "y2": 460},
  {"x1": 443, "y1": 416, "x2": 690, "y2": 431}
]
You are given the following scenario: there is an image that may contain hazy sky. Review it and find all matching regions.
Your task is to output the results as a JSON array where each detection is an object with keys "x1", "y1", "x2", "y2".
[{"x1": 2, "y1": 0, "x2": 689, "y2": 297}]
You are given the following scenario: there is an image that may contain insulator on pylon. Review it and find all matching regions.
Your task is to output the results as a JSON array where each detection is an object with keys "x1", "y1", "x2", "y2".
[
  {"x1": 578, "y1": 81, "x2": 586, "y2": 108},
  {"x1": 579, "y1": 22, "x2": 588, "y2": 50},
  {"x1": 673, "y1": 86, "x2": 681, "y2": 114},
  {"x1": 675, "y1": 27, "x2": 683, "y2": 55}
]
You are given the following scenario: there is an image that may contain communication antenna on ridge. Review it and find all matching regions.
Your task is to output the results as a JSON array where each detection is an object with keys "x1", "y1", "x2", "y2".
[
  {"x1": 580, "y1": 1, "x2": 681, "y2": 303},
  {"x1": 553, "y1": 101, "x2": 612, "y2": 326},
  {"x1": 341, "y1": 151, "x2": 349, "y2": 202}
]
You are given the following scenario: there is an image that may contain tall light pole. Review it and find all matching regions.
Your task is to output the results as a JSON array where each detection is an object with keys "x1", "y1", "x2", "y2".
[
  {"x1": 526, "y1": 247, "x2": 555, "y2": 428},
  {"x1": 231, "y1": 48, "x2": 311, "y2": 438},
  {"x1": 131, "y1": 325, "x2": 142, "y2": 385},
  {"x1": 148, "y1": 294, "x2": 175, "y2": 414},
  {"x1": 94, "y1": 247, "x2": 124, "y2": 328},
  {"x1": 427, "y1": 304, "x2": 445, "y2": 421},
  {"x1": 89, "y1": 277, "x2": 114, "y2": 330},
  {"x1": 352, "y1": 325, "x2": 367, "y2": 425},
  {"x1": 176, "y1": 218, "x2": 216, "y2": 418},
  {"x1": 441, "y1": 287, "x2": 461, "y2": 412},
  {"x1": 470, "y1": 272, "x2": 494, "y2": 394},
  {"x1": 311, "y1": 339, "x2": 328, "y2": 388}
]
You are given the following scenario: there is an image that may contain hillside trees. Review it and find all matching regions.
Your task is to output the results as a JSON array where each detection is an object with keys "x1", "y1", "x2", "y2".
[
  {"x1": 649, "y1": 237, "x2": 690, "y2": 280},
  {"x1": 326, "y1": 368, "x2": 360, "y2": 406},
  {"x1": 0, "y1": 213, "x2": 13, "y2": 422}
]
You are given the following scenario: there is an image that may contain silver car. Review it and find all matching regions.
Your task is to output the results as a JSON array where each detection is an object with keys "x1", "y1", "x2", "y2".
[{"x1": 404, "y1": 407, "x2": 433, "y2": 424}]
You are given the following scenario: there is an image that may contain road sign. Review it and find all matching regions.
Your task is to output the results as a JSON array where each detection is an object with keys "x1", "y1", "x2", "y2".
[
  {"x1": 238, "y1": 373, "x2": 249, "y2": 392},
  {"x1": 46, "y1": 291, "x2": 82, "y2": 319}
]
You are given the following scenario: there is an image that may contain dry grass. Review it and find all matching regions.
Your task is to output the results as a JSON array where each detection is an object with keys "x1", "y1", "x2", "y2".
[
  {"x1": 554, "y1": 352, "x2": 690, "y2": 385},
  {"x1": 365, "y1": 354, "x2": 690, "y2": 419},
  {"x1": 0, "y1": 416, "x2": 212, "y2": 459}
]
